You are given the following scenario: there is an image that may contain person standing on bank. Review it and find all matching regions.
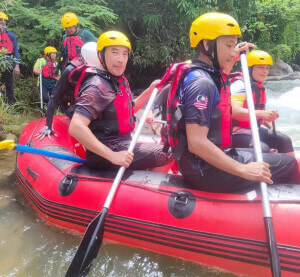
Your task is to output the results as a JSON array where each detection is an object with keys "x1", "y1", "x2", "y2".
[
  {"x1": 57, "y1": 12, "x2": 97, "y2": 72},
  {"x1": 168, "y1": 12, "x2": 299, "y2": 192},
  {"x1": 33, "y1": 46, "x2": 60, "y2": 105},
  {"x1": 69, "y1": 31, "x2": 170, "y2": 170},
  {"x1": 230, "y1": 50, "x2": 295, "y2": 156},
  {"x1": 0, "y1": 11, "x2": 20, "y2": 105}
]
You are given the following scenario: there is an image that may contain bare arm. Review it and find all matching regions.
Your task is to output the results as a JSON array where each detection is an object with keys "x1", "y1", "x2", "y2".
[
  {"x1": 232, "y1": 102, "x2": 279, "y2": 122},
  {"x1": 33, "y1": 67, "x2": 42, "y2": 75},
  {"x1": 186, "y1": 123, "x2": 272, "y2": 183},
  {"x1": 134, "y1": 80, "x2": 160, "y2": 112},
  {"x1": 69, "y1": 113, "x2": 133, "y2": 167}
]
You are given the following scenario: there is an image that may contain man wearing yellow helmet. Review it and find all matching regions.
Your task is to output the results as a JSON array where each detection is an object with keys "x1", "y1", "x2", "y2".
[
  {"x1": 68, "y1": 31, "x2": 170, "y2": 170},
  {"x1": 33, "y1": 46, "x2": 60, "y2": 105},
  {"x1": 230, "y1": 50, "x2": 295, "y2": 156},
  {"x1": 58, "y1": 12, "x2": 96, "y2": 71},
  {"x1": 0, "y1": 11, "x2": 20, "y2": 104},
  {"x1": 168, "y1": 12, "x2": 299, "y2": 192}
]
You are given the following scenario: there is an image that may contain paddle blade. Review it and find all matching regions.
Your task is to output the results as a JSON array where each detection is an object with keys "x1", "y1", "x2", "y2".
[
  {"x1": 66, "y1": 207, "x2": 108, "y2": 277},
  {"x1": 0, "y1": 140, "x2": 15, "y2": 150}
]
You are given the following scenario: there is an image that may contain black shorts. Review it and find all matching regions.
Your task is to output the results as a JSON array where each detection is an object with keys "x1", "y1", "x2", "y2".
[
  {"x1": 232, "y1": 127, "x2": 294, "y2": 153},
  {"x1": 86, "y1": 135, "x2": 171, "y2": 170}
]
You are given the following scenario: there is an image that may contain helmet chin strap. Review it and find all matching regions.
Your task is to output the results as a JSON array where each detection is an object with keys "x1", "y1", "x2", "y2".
[
  {"x1": 198, "y1": 40, "x2": 220, "y2": 70},
  {"x1": 99, "y1": 50, "x2": 108, "y2": 71}
]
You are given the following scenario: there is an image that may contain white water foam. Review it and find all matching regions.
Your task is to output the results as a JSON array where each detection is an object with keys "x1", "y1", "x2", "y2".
[{"x1": 267, "y1": 86, "x2": 300, "y2": 111}]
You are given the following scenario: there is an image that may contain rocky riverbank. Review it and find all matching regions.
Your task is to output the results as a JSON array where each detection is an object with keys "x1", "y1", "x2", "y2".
[{"x1": 268, "y1": 59, "x2": 300, "y2": 81}]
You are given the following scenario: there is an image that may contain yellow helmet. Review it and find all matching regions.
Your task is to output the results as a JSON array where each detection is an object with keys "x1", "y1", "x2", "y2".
[
  {"x1": 247, "y1": 50, "x2": 273, "y2": 66},
  {"x1": 190, "y1": 12, "x2": 241, "y2": 48},
  {"x1": 0, "y1": 12, "x2": 9, "y2": 21},
  {"x1": 61, "y1": 12, "x2": 79, "y2": 28},
  {"x1": 97, "y1": 31, "x2": 131, "y2": 52},
  {"x1": 44, "y1": 46, "x2": 58, "y2": 55}
]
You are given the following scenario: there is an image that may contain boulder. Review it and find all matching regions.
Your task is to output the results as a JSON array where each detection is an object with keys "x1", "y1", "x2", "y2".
[
  {"x1": 266, "y1": 71, "x2": 300, "y2": 81},
  {"x1": 269, "y1": 59, "x2": 294, "y2": 76}
]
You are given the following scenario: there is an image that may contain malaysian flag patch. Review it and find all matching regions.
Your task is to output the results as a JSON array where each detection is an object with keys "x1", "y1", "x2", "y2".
[{"x1": 193, "y1": 94, "x2": 208, "y2": 110}]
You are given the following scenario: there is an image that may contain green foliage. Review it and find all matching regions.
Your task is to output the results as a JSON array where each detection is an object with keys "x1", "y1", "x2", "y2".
[
  {"x1": 0, "y1": 98, "x2": 40, "y2": 136},
  {"x1": 107, "y1": 0, "x2": 257, "y2": 68},
  {"x1": 2, "y1": 0, "x2": 117, "y2": 67},
  {"x1": 0, "y1": 0, "x2": 299, "y2": 80},
  {"x1": 0, "y1": 52, "x2": 13, "y2": 79},
  {"x1": 243, "y1": 0, "x2": 300, "y2": 62},
  {"x1": 270, "y1": 44, "x2": 292, "y2": 63}
]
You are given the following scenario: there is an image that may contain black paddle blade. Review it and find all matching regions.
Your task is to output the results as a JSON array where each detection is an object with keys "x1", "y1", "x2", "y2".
[{"x1": 65, "y1": 207, "x2": 108, "y2": 277}]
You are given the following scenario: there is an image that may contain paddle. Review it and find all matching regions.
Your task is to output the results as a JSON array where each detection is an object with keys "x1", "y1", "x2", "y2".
[
  {"x1": 240, "y1": 52, "x2": 281, "y2": 276},
  {"x1": 0, "y1": 140, "x2": 86, "y2": 163},
  {"x1": 39, "y1": 58, "x2": 43, "y2": 109},
  {"x1": 65, "y1": 84, "x2": 164, "y2": 277},
  {"x1": 153, "y1": 119, "x2": 167, "y2": 125},
  {"x1": 272, "y1": 121, "x2": 276, "y2": 133}
]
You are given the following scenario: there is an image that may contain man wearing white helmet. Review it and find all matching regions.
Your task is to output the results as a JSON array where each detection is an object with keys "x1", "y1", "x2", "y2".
[
  {"x1": 69, "y1": 31, "x2": 170, "y2": 170},
  {"x1": 36, "y1": 42, "x2": 98, "y2": 140}
]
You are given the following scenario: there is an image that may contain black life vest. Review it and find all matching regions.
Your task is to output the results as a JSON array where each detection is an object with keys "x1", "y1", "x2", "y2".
[
  {"x1": 69, "y1": 65, "x2": 135, "y2": 137},
  {"x1": 0, "y1": 30, "x2": 13, "y2": 54},
  {"x1": 41, "y1": 56, "x2": 56, "y2": 79},
  {"x1": 166, "y1": 61, "x2": 231, "y2": 159},
  {"x1": 230, "y1": 72, "x2": 266, "y2": 128},
  {"x1": 63, "y1": 29, "x2": 85, "y2": 60}
]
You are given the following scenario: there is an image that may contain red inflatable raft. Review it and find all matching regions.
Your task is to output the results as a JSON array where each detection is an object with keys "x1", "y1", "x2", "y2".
[{"x1": 16, "y1": 115, "x2": 300, "y2": 276}]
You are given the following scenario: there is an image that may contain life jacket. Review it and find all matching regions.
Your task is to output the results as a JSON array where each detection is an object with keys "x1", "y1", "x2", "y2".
[
  {"x1": 41, "y1": 56, "x2": 56, "y2": 79},
  {"x1": 166, "y1": 61, "x2": 231, "y2": 160},
  {"x1": 69, "y1": 65, "x2": 135, "y2": 137},
  {"x1": 230, "y1": 72, "x2": 266, "y2": 128},
  {"x1": 63, "y1": 29, "x2": 85, "y2": 60},
  {"x1": 0, "y1": 30, "x2": 13, "y2": 54}
]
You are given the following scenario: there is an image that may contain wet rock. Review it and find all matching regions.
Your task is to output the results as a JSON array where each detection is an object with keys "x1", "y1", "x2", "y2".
[
  {"x1": 269, "y1": 59, "x2": 293, "y2": 76},
  {"x1": 266, "y1": 72, "x2": 300, "y2": 81},
  {"x1": 5, "y1": 133, "x2": 18, "y2": 141}
]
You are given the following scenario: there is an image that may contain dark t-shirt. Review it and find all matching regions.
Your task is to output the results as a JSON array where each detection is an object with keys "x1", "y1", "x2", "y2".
[
  {"x1": 74, "y1": 74, "x2": 117, "y2": 121},
  {"x1": 179, "y1": 69, "x2": 219, "y2": 128}
]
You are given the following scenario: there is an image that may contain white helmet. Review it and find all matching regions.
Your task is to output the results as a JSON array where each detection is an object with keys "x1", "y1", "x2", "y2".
[{"x1": 81, "y1": 42, "x2": 100, "y2": 67}]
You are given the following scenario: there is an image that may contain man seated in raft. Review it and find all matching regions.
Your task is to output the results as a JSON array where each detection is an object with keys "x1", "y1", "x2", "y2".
[
  {"x1": 230, "y1": 50, "x2": 295, "y2": 156},
  {"x1": 170, "y1": 12, "x2": 300, "y2": 192},
  {"x1": 68, "y1": 31, "x2": 171, "y2": 170}
]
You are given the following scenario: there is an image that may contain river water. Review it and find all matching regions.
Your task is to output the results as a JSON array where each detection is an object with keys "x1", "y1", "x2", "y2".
[{"x1": 0, "y1": 80, "x2": 299, "y2": 277}]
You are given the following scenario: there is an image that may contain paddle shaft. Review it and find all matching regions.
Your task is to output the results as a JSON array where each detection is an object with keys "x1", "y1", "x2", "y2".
[
  {"x1": 153, "y1": 119, "x2": 167, "y2": 125},
  {"x1": 103, "y1": 87, "x2": 159, "y2": 209},
  {"x1": 241, "y1": 53, "x2": 281, "y2": 276},
  {"x1": 65, "y1": 87, "x2": 160, "y2": 277},
  {"x1": 39, "y1": 58, "x2": 43, "y2": 109},
  {"x1": 272, "y1": 122, "x2": 276, "y2": 132},
  {"x1": 15, "y1": 144, "x2": 86, "y2": 163}
]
